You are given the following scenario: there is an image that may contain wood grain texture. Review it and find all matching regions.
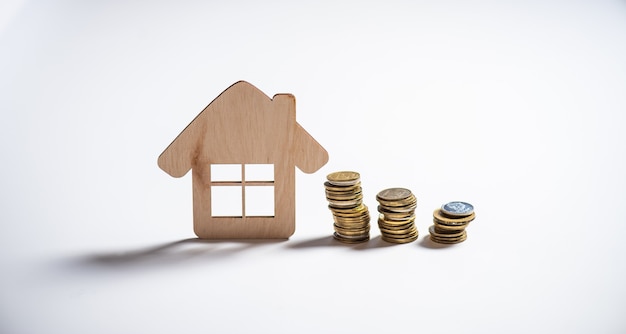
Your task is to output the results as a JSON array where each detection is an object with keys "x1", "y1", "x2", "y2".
[{"x1": 158, "y1": 81, "x2": 328, "y2": 239}]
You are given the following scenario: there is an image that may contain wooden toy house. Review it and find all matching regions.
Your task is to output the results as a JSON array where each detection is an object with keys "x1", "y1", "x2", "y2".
[{"x1": 158, "y1": 81, "x2": 328, "y2": 239}]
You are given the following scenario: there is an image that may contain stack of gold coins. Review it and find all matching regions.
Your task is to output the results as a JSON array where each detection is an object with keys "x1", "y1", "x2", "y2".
[
  {"x1": 376, "y1": 188, "x2": 419, "y2": 243},
  {"x1": 429, "y1": 201, "x2": 475, "y2": 244},
  {"x1": 324, "y1": 171, "x2": 370, "y2": 244}
]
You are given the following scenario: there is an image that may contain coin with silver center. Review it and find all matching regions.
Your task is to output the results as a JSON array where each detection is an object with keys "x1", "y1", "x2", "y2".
[{"x1": 441, "y1": 201, "x2": 474, "y2": 217}]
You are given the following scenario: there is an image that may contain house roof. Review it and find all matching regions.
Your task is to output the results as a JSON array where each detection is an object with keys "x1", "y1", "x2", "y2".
[{"x1": 158, "y1": 81, "x2": 328, "y2": 177}]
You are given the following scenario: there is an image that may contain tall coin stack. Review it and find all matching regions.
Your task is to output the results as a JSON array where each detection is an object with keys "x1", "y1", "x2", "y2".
[
  {"x1": 324, "y1": 171, "x2": 371, "y2": 244},
  {"x1": 376, "y1": 188, "x2": 419, "y2": 244},
  {"x1": 429, "y1": 201, "x2": 475, "y2": 244}
]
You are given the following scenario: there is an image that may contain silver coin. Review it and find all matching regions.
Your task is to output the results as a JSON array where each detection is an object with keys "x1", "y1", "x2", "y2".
[{"x1": 441, "y1": 201, "x2": 474, "y2": 217}]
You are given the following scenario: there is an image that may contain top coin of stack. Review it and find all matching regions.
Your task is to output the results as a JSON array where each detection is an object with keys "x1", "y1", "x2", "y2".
[
  {"x1": 376, "y1": 188, "x2": 419, "y2": 243},
  {"x1": 324, "y1": 171, "x2": 371, "y2": 244},
  {"x1": 429, "y1": 201, "x2": 475, "y2": 244}
]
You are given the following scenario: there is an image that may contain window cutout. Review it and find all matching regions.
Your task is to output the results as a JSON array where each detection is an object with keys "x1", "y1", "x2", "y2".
[
  {"x1": 245, "y1": 164, "x2": 274, "y2": 182},
  {"x1": 245, "y1": 186, "x2": 275, "y2": 217},
  {"x1": 211, "y1": 186, "x2": 242, "y2": 217},
  {"x1": 211, "y1": 164, "x2": 241, "y2": 182}
]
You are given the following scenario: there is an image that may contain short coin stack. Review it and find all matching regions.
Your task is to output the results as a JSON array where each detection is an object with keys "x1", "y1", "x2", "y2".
[
  {"x1": 376, "y1": 188, "x2": 419, "y2": 243},
  {"x1": 429, "y1": 201, "x2": 475, "y2": 244},
  {"x1": 325, "y1": 171, "x2": 371, "y2": 244}
]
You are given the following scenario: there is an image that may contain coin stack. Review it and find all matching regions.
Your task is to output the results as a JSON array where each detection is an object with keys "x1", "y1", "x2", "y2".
[
  {"x1": 429, "y1": 201, "x2": 475, "y2": 244},
  {"x1": 324, "y1": 171, "x2": 371, "y2": 244},
  {"x1": 376, "y1": 188, "x2": 419, "y2": 243}
]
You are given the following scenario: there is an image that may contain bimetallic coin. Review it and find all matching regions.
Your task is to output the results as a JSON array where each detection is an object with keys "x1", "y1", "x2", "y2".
[{"x1": 441, "y1": 201, "x2": 474, "y2": 217}]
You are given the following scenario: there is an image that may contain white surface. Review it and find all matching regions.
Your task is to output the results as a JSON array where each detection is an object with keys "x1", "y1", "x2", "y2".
[{"x1": 1, "y1": 1, "x2": 626, "y2": 333}]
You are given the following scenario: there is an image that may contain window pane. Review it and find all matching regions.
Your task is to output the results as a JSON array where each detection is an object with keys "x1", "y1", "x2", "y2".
[
  {"x1": 211, "y1": 186, "x2": 242, "y2": 217},
  {"x1": 245, "y1": 186, "x2": 274, "y2": 217},
  {"x1": 211, "y1": 164, "x2": 241, "y2": 182},
  {"x1": 245, "y1": 164, "x2": 274, "y2": 181}
]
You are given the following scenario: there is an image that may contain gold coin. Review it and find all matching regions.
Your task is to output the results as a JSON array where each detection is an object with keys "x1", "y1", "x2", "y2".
[
  {"x1": 432, "y1": 222, "x2": 467, "y2": 231},
  {"x1": 378, "y1": 211, "x2": 415, "y2": 221},
  {"x1": 379, "y1": 227, "x2": 417, "y2": 236},
  {"x1": 327, "y1": 193, "x2": 362, "y2": 201},
  {"x1": 334, "y1": 219, "x2": 370, "y2": 227},
  {"x1": 378, "y1": 220, "x2": 415, "y2": 229},
  {"x1": 334, "y1": 214, "x2": 371, "y2": 222},
  {"x1": 333, "y1": 212, "x2": 370, "y2": 221},
  {"x1": 382, "y1": 228, "x2": 418, "y2": 238},
  {"x1": 377, "y1": 194, "x2": 417, "y2": 208},
  {"x1": 432, "y1": 209, "x2": 475, "y2": 225},
  {"x1": 331, "y1": 203, "x2": 366, "y2": 212},
  {"x1": 328, "y1": 200, "x2": 363, "y2": 208},
  {"x1": 323, "y1": 181, "x2": 362, "y2": 192},
  {"x1": 327, "y1": 171, "x2": 360, "y2": 186},
  {"x1": 334, "y1": 222, "x2": 370, "y2": 230},
  {"x1": 331, "y1": 205, "x2": 367, "y2": 212},
  {"x1": 333, "y1": 232, "x2": 369, "y2": 244},
  {"x1": 433, "y1": 219, "x2": 470, "y2": 230},
  {"x1": 376, "y1": 188, "x2": 412, "y2": 202},
  {"x1": 332, "y1": 213, "x2": 369, "y2": 221},
  {"x1": 335, "y1": 217, "x2": 370, "y2": 224},
  {"x1": 378, "y1": 216, "x2": 416, "y2": 226},
  {"x1": 335, "y1": 224, "x2": 370, "y2": 232},
  {"x1": 378, "y1": 204, "x2": 417, "y2": 215},
  {"x1": 325, "y1": 189, "x2": 362, "y2": 198},
  {"x1": 334, "y1": 228, "x2": 370, "y2": 237},
  {"x1": 428, "y1": 225, "x2": 465, "y2": 238},
  {"x1": 430, "y1": 231, "x2": 467, "y2": 244},
  {"x1": 335, "y1": 232, "x2": 369, "y2": 239},
  {"x1": 379, "y1": 225, "x2": 415, "y2": 233},
  {"x1": 335, "y1": 215, "x2": 370, "y2": 223},
  {"x1": 381, "y1": 233, "x2": 418, "y2": 244}
]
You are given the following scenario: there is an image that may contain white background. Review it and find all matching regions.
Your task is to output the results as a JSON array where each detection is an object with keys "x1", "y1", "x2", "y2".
[{"x1": 1, "y1": 1, "x2": 625, "y2": 333}]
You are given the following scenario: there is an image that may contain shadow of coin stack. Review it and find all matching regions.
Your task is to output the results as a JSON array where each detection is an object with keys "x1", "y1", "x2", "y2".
[
  {"x1": 324, "y1": 171, "x2": 371, "y2": 244},
  {"x1": 376, "y1": 188, "x2": 419, "y2": 243},
  {"x1": 429, "y1": 201, "x2": 476, "y2": 244}
]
